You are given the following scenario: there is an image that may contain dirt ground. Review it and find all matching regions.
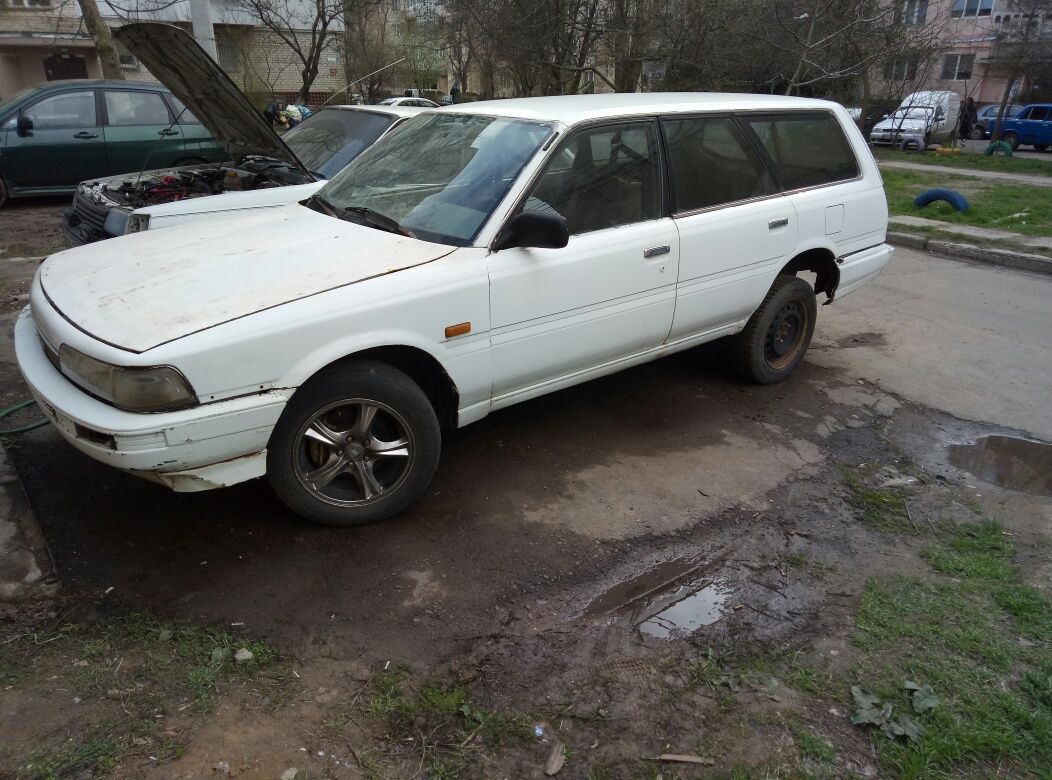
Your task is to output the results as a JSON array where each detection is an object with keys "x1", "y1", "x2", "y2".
[{"x1": 0, "y1": 199, "x2": 1049, "y2": 779}]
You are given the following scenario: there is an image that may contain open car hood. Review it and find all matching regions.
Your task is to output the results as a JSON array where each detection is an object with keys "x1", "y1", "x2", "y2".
[{"x1": 114, "y1": 23, "x2": 312, "y2": 178}]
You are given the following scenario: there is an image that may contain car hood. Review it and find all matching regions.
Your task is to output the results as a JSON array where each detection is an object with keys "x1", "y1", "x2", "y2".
[
  {"x1": 114, "y1": 23, "x2": 310, "y2": 178},
  {"x1": 39, "y1": 205, "x2": 455, "y2": 353},
  {"x1": 137, "y1": 181, "x2": 326, "y2": 220}
]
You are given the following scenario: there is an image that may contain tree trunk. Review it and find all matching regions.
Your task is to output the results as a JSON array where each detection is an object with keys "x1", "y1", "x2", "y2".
[
  {"x1": 990, "y1": 71, "x2": 1017, "y2": 142},
  {"x1": 77, "y1": 0, "x2": 124, "y2": 80}
]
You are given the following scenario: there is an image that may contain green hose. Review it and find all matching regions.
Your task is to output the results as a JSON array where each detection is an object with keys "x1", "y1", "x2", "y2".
[{"x1": 0, "y1": 399, "x2": 50, "y2": 435}]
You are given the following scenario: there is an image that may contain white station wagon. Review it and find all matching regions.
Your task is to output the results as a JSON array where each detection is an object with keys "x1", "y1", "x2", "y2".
[{"x1": 17, "y1": 93, "x2": 891, "y2": 525}]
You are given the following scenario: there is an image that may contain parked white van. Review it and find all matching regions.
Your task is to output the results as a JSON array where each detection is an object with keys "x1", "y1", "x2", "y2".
[
  {"x1": 17, "y1": 93, "x2": 891, "y2": 525},
  {"x1": 869, "y1": 90, "x2": 962, "y2": 148}
]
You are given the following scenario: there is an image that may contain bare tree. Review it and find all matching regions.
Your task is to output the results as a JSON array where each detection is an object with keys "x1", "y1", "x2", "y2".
[
  {"x1": 77, "y1": 0, "x2": 125, "y2": 79},
  {"x1": 236, "y1": 0, "x2": 343, "y2": 102},
  {"x1": 987, "y1": 0, "x2": 1052, "y2": 140}
]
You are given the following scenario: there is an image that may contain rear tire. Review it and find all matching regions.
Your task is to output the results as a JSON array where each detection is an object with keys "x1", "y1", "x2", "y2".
[
  {"x1": 267, "y1": 360, "x2": 441, "y2": 526},
  {"x1": 732, "y1": 275, "x2": 817, "y2": 384},
  {"x1": 0, "y1": 179, "x2": 8, "y2": 209},
  {"x1": 1035, "y1": 144, "x2": 1048, "y2": 152}
]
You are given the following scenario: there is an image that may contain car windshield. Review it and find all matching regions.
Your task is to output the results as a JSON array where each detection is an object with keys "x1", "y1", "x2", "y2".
[
  {"x1": 283, "y1": 109, "x2": 396, "y2": 178},
  {"x1": 315, "y1": 113, "x2": 555, "y2": 246},
  {"x1": 889, "y1": 106, "x2": 935, "y2": 120},
  {"x1": 0, "y1": 86, "x2": 38, "y2": 119}
]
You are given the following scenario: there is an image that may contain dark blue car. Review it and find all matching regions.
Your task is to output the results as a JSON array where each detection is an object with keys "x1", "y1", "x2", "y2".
[{"x1": 999, "y1": 104, "x2": 1052, "y2": 151}]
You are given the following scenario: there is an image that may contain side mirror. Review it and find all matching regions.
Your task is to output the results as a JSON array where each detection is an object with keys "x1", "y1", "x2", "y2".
[
  {"x1": 494, "y1": 210, "x2": 570, "y2": 251},
  {"x1": 16, "y1": 115, "x2": 33, "y2": 136}
]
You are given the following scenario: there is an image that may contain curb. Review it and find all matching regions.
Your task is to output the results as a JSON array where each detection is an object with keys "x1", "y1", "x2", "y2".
[
  {"x1": 887, "y1": 231, "x2": 1052, "y2": 275},
  {"x1": 0, "y1": 446, "x2": 58, "y2": 602}
]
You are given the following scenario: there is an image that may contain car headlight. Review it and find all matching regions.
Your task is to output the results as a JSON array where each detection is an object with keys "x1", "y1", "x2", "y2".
[
  {"x1": 125, "y1": 213, "x2": 150, "y2": 234},
  {"x1": 58, "y1": 345, "x2": 197, "y2": 412}
]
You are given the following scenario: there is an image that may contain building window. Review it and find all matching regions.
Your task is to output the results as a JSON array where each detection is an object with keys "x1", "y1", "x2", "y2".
[
  {"x1": 215, "y1": 35, "x2": 239, "y2": 71},
  {"x1": 112, "y1": 38, "x2": 138, "y2": 69},
  {"x1": 951, "y1": 0, "x2": 994, "y2": 18},
  {"x1": 897, "y1": 0, "x2": 929, "y2": 25},
  {"x1": 883, "y1": 54, "x2": 920, "y2": 81},
  {"x1": 941, "y1": 53, "x2": 976, "y2": 80},
  {"x1": 6, "y1": 0, "x2": 53, "y2": 6}
]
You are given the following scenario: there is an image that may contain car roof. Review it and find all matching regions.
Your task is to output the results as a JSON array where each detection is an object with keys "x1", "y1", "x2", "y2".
[
  {"x1": 440, "y1": 92, "x2": 842, "y2": 125},
  {"x1": 30, "y1": 79, "x2": 170, "y2": 91},
  {"x1": 327, "y1": 104, "x2": 427, "y2": 118}
]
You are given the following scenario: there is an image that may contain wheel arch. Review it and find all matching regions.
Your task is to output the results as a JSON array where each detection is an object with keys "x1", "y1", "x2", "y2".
[
  {"x1": 778, "y1": 246, "x2": 840, "y2": 304},
  {"x1": 296, "y1": 344, "x2": 461, "y2": 430}
]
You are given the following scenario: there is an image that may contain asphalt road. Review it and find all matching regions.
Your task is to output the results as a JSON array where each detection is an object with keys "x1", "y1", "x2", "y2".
[{"x1": 10, "y1": 245, "x2": 1052, "y2": 660}]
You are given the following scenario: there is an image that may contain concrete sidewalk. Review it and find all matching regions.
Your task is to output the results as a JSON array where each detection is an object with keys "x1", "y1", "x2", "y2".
[
  {"x1": 890, "y1": 214, "x2": 1052, "y2": 253},
  {"x1": 0, "y1": 447, "x2": 57, "y2": 601},
  {"x1": 877, "y1": 159, "x2": 1052, "y2": 188}
]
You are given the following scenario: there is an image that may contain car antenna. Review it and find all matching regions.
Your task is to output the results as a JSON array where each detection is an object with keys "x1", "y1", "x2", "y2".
[{"x1": 134, "y1": 102, "x2": 190, "y2": 187}]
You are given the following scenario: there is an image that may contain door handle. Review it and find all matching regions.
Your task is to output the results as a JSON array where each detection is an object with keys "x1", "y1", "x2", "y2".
[
  {"x1": 644, "y1": 245, "x2": 670, "y2": 258},
  {"x1": 768, "y1": 217, "x2": 790, "y2": 230},
  {"x1": 158, "y1": 128, "x2": 178, "y2": 136},
  {"x1": 73, "y1": 131, "x2": 98, "y2": 139}
]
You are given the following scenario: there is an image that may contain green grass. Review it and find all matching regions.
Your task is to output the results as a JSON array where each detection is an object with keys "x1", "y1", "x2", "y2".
[
  {"x1": 362, "y1": 670, "x2": 532, "y2": 773},
  {"x1": 874, "y1": 147, "x2": 1052, "y2": 177},
  {"x1": 847, "y1": 521, "x2": 1052, "y2": 778},
  {"x1": 5, "y1": 613, "x2": 289, "y2": 777},
  {"x1": 839, "y1": 465, "x2": 916, "y2": 533},
  {"x1": 791, "y1": 723, "x2": 837, "y2": 763},
  {"x1": 881, "y1": 168, "x2": 1052, "y2": 238}
]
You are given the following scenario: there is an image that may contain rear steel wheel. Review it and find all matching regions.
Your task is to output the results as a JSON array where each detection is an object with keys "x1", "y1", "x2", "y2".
[{"x1": 732, "y1": 275, "x2": 817, "y2": 384}]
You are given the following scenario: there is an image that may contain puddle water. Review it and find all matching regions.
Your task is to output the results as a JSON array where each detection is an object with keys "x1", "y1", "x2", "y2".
[
  {"x1": 948, "y1": 436, "x2": 1052, "y2": 498},
  {"x1": 584, "y1": 557, "x2": 732, "y2": 640}
]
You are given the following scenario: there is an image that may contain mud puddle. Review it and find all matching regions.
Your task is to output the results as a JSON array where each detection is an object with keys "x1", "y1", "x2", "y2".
[
  {"x1": 583, "y1": 557, "x2": 732, "y2": 639},
  {"x1": 948, "y1": 435, "x2": 1052, "y2": 497}
]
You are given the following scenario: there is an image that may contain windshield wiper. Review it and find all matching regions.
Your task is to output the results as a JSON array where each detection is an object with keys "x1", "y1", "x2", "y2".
[
  {"x1": 341, "y1": 205, "x2": 410, "y2": 236},
  {"x1": 306, "y1": 193, "x2": 338, "y2": 216}
]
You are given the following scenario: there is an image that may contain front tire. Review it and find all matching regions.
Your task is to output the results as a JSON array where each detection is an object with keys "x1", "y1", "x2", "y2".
[
  {"x1": 267, "y1": 360, "x2": 441, "y2": 526},
  {"x1": 1002, "y1": 131, "x2": 1019, "y2": 150},
  {"x1": 732, "y1": 275, "x2": 817, "y2": 384}
]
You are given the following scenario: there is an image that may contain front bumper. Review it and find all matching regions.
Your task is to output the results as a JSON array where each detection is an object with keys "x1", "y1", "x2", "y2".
[{"x1": 14, "y1": 308, "x2": 289, "y2": 492}]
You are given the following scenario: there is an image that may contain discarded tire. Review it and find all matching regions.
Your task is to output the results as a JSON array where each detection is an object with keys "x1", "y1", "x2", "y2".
[
  {"x1": 983, "y1": 141, "x2": 1013, "y2": 157},
  {"x1": 899, "y1": 135, "x2": 926, "y2": 152},
  {"x1": 913, "y1": 188, "x2": 970, "y2": 213}
]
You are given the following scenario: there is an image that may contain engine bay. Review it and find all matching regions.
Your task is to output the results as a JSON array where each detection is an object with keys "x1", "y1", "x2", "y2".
[{"x1": 100, "y1": 159, "x2": 312, "y2": 209}]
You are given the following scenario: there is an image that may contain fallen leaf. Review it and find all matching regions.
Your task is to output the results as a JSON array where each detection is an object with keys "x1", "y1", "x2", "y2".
[
  {"x1": 911, "y1": 685, "x2": 939, "y2": 714},
  {"x1": 544, "y1": 739, "x2": 565, "y2": 776},
  {"x1": 654, "y1": 754, "x2": 716, "y2": 765},
  {"x1": 851, "y1": 685, "x2": 881, "y2": 710},
  {"x1": 851, "y1": 703, "x2": 893, "y2": 726},
  {"x1": 884, "y1": 715, "x2": 924, "y2": 742}
]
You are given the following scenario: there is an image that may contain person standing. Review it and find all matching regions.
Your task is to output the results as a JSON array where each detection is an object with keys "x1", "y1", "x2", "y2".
[{"x1": 960, "y1": 97, "x2": 978, "y2": 141}]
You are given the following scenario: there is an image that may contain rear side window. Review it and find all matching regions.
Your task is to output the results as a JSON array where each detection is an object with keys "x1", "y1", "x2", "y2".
[
  {"x1": 744, "y1": 113, "x2": 860, "y2": 190},
  {"x1": 167, "y1": 95, "x2": 201, "y2": 125},
  {"x1": 104, "y1": 90, "x2": 171, "y2": 126},
  {"x1": 663, "y1": 116, "x2": 771, "y2": 211}
]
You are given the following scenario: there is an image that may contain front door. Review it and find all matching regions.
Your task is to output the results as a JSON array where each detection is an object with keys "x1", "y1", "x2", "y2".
[
  {"x1": 487, "y1": 120, "x2": 679, "y2": 400},
  {"x1": 4, "y1": 89, "x2": 106, "y2": 191},
  {"x1": 102, "y1": 88, "x2": 184, "y2": 172}
]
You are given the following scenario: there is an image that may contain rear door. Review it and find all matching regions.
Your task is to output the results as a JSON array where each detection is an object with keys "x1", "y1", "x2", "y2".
[
  {"x1": 102, "y1": 88, "x2": 184, "y2": 172},
  {"x1": 3, "y1": 88, "x2": 106, "y2": 191},
  {"x1": 662, "y1": 114, "x2": 795, "y2": 339}
]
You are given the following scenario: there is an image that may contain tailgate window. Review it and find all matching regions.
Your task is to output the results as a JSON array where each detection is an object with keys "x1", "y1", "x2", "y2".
[{"x1": 744, "y1": 112, "x2": 860, "y2": 191}]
